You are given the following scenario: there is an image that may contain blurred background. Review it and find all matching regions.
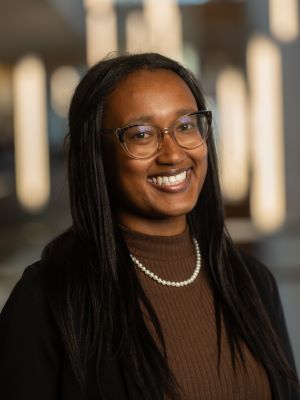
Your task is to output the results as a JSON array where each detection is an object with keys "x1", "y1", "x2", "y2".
[{"x1": 0, "y1": 0, "x2": 300, "y2": 373}]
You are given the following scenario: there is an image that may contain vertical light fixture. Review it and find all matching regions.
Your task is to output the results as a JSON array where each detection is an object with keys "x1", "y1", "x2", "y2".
[
  {"x1": 84, "y1": 0, "x2": 117, "y2": 66},
  {"x1": 126, "y1": 10, "x2": 149, "y2": 53},
  {"x1": 247, "y1": 35, "x2": 285, "y2": 233},
  {"x1": 183, "y1": 43, "x2": 201, "y2": 78},
  {"x1": 50, "y1": 66, "x2": 80, "y2": 118},
  {"x1": 269, "y1": 0, "x2": 299, "y2": 42},
  {"x1": 143, "y1": 0, "x2": 183, "y2": 62},
  {"x1": 13, "y1": 55, "x2": 50, "y2": 212},
  {"x1": 216, "y1": 67, "x2": 249, "y2": 202}
]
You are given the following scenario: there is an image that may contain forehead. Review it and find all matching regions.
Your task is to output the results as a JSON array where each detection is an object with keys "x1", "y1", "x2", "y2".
[{"x1": 103, "y1": 69, "x2": 197, "y2": 125}]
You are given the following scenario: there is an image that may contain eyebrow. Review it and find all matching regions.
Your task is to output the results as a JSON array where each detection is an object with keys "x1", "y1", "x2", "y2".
[{"x1": 123, "y1": 108, "x2": 198, "y2": 126}]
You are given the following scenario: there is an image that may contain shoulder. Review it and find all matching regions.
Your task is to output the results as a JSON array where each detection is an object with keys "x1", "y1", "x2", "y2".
[
  {"x1": 0, "y1": 261, "x2": 66, "y2": 397},
  {"x1": 239, "y1": 251, "x2": 288, "y2": 335},
  {"x1": 3, "y1": 259, "x2": 50, "y2": 304},
  {"x1": 1, "y1": 227, "x2": 79, "y2": 325},
  {"x1": 11, "y1": 260, "x2": 45, "y2": 295},
  {"x1": 1, "y1": 261, "x2": 43, "y2": 311},
  {"x1": 0, "y1": 261, "x2": 56, "y2": 335},
  {"x1": 240, "y1": 251, "x2": 278, "y2": 298},
  {"x1": 240, "y1": 252, "x2": 300, "y2": 391}
]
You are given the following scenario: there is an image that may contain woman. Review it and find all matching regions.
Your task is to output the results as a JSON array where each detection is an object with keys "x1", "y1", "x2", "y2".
[{"x1": 0, "y1": 53, "x2": 299, "y2": 399}]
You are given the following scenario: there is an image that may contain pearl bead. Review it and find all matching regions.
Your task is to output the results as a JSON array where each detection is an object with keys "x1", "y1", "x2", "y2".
[{"x1": 130, "y1": 237, "x2": 201, "y2": 287}]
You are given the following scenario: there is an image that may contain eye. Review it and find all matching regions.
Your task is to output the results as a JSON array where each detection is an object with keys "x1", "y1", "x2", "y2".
[
  {"x1": 180, "y1": 123, "x2": 192, "y2": 130},
  {"x1": 126, "y1": 125, "x2": 155, "y2": 141},
  {"x1": 134, "y1": 131, "x2": 151, "y2": 139},
  {"x1": 176, "y1": 120, "x2": 196, "y2": 133}
]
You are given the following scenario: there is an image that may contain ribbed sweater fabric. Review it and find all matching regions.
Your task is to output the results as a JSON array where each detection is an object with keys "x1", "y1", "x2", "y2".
[{"x1": 122, "y1": 225, "x2": 272, "y2": 400}]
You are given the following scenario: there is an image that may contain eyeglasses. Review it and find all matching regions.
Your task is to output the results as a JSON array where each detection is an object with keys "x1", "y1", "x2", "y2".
[{"x1": 101, "y1": 110, "x2": 212, "y2": 159}]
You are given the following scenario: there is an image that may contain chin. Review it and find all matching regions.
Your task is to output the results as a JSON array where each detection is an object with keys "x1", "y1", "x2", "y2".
[{"x1": 152, "y1": 201, "x2": 197, "y2": 218}]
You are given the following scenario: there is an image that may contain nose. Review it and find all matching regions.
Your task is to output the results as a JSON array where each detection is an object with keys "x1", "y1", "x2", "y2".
[{"x1": 156, "y1": 130, "x2": 186, "y2": 165}]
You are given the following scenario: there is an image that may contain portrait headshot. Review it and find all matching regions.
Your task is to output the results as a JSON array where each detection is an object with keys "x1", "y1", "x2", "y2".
[{"x1": 0, "y1": 1, "x2": 300, "y2": 400}]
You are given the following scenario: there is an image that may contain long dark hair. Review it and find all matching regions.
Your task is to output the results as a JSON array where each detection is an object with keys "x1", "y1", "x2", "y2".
[{"x1": 42, "y1": 53, "x2": 296, "y2": 399}]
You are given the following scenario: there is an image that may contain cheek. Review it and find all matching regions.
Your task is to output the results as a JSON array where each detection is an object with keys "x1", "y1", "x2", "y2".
[
  {"x1": 202, "y1": 152, "x2": 208, "y2": 177},
  {"x1": 120, "y1": 161, "x2": 148, "y2": 195},
  {"x1": 193, "y1": 145, "x2": 208, "y2": 174},
  {"x1": 121, "y1": 154, "x2": 154, "y2": 180},
  {"x1": 107, "y1": 155, "x2": 151, "y2": 202},
  {"x1": 192, "y1": 147, "x2": 208, "y2": 194}
]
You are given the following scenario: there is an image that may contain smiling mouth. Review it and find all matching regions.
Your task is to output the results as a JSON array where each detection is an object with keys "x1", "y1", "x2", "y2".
[{"x1": 148, "y1": 168, "x2": 190, "y2": 186}]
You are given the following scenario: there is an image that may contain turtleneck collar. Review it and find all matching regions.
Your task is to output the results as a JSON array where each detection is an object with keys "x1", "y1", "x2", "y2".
[{"x1": 120, "y1": 224, "x2": 195, "y2": 261}]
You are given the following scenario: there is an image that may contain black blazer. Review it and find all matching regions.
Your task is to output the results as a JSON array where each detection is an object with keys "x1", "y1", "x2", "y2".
[{"x1": 0, "y1": 256, "x2": 299, "y2": 399}]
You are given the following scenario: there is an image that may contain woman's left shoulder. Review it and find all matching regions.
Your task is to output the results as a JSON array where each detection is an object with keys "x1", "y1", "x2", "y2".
[
  {"x1": 240, "y1": 251, "x2": 300, "y2": 395},
  {"x1": 238, "y1": 251, "x2": 296, "y2": 361},
  {"x1": 241, "y1": 251, "x2": 276, "y2": 282},
  {"x1": 239, "y1": 251, "x2": 281, "y2": 314}
]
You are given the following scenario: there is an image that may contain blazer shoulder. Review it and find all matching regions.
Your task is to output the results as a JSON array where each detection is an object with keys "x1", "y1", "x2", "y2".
[
  {"x1": 18, "y1": 260, "x2": 45, "y2": 288},
  {"x1": 0, "y1": 260, "x2": 55, "y2": 331},
  {"x1": 240, "y1": 251, "x2": 278, "y2": 300},
  {"x1": 0, "y1": 260, "x2": 64, "y2": 398},
  {"x1": 238, "y1": 251, "x2": 286, "y2": 333}
]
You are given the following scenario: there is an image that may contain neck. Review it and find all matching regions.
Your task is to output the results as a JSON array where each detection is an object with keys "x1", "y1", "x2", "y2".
[{"x1": 117, "y1": 213, "x2": 187, "y2": 236}]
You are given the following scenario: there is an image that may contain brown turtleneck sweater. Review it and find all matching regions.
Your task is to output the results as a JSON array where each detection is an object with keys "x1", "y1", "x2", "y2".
[{"x1": 122, "y1": 225, "x2": 272, "y2": 400}]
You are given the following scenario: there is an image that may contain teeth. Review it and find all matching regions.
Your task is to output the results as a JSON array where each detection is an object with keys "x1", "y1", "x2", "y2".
[
  {"x1": 150, "y1": 170, "x2": 188, "y2": 186},
  {"x1": 176, "y1": 171, "x2": 186, "y2": 182}
]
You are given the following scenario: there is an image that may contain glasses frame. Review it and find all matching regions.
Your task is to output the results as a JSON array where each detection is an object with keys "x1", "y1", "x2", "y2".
[{"x1": 101, "y1": 110, "x2": 212, "y2": 159}]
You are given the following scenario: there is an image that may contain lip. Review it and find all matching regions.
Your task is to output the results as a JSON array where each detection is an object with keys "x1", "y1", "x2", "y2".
[
  {"x1": 147, "y1": 167, "x2": 192, "y2": 193},
  {"x1": 148, "y1": 167, "x2": 191, "y2": 179}
]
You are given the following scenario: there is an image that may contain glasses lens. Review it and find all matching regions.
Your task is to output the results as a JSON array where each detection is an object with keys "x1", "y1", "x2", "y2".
[
  {"x1": 124, "y1": 125, "x2": 158, "y2": 158},
  {"x1": 174, "y1": 113, "x2": 209, "y2": 148}
]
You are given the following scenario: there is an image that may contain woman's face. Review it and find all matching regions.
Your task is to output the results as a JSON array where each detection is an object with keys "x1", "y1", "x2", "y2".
[{"x1": 101, "y1": 69, "x2": 208, "y2": 234}]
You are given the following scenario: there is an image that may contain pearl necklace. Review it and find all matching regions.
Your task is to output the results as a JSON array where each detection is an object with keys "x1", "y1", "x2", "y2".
[{"x1": 130, "y1": 237, "x2": 201, "y2": 287}]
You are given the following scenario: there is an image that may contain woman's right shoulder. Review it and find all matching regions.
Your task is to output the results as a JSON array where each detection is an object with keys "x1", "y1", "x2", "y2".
[
  {"x1": 15, "y1": 260, "x2": 44, "y2": 292},
  {"x1": 0, "y1": 255, "x2": 70, "y2": 397},
  {"x1": 0, "y1": 228, "x2": 77, "y2": 325},
  {"x1": 0, "y1": 261, "x2": 54, "y2": 331}
]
